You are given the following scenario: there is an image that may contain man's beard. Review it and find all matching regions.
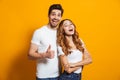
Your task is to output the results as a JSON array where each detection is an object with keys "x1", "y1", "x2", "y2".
[{"x1": 50, "y1": 23, "x2": 58, "y2": 28}]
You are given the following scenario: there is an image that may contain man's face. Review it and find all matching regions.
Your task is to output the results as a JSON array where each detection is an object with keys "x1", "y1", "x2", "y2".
[{"x1": 49, "y1": 9, "x2": 62, "y2": 28}]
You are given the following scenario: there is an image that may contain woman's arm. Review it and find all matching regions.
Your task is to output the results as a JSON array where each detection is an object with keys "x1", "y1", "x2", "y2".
[
  {"x1": 66, "y1": 67, "x2": 81, "y2": 74},
  {"x1": 70, "y1": 41, "x2": 92, "y2": 67},
  {"x1": 59, "y1": 55, "x2": 69, "y2": 71},
  {"x1": 60, "y1": 55, "x2": 81, "y2": 73}
]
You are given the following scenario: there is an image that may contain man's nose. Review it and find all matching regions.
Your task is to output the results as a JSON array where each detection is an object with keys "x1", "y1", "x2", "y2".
[{"x1": 54, "y1": 15, "x2": 58, "y2": 19}]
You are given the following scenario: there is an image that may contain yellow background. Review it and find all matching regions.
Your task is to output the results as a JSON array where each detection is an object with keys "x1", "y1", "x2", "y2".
[{"x1": 0, "y1": 0, "x2": 120, "y2": 80}]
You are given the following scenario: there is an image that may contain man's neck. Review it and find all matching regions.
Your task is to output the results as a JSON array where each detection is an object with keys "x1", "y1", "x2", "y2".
[{"x1": 47, "y1": 24, "x2": 57, "y2": 30}]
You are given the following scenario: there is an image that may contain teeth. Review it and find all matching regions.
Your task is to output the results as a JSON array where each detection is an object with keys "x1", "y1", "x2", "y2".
[
  {"x1": 69, "y1": 29, "x2": 73, "y2": 31},
  {"x1": 52, "y1": 20, "x2": 58, "y2": 22},
  {"x1": 53, "y1": 21, "x2": 57, "y2": 23}
]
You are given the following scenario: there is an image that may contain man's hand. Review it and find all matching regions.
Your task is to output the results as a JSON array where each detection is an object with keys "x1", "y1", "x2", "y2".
[{"x1": 44, "y1": 45, "x2": 55, "y2": 59}]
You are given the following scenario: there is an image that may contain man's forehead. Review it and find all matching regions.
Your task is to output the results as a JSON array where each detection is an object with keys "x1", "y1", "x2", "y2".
[{"x1": 51, "y1": 9, "x2": 61, "y2": 13}]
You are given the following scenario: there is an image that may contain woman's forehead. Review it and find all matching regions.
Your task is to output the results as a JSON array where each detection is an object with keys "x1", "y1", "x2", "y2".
[{"x1": 63, "y1": 20, "x2": 72, "y2": 25}]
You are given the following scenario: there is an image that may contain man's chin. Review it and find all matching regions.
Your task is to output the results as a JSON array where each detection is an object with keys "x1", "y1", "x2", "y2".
[{"x1": 51, "y1": 24, "x2": 58, "y2": 28}]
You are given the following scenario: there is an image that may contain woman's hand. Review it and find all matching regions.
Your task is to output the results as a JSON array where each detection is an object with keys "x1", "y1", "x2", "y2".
[{"x1": 64, "y1": 63, "x2": 70, "y2": 71}]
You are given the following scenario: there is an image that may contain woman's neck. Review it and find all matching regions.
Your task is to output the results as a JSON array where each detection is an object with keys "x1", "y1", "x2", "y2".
[
  {"x1": 66, "y1": 36, "x2": 77, "y2": 50},
  {"x1": 65, "y1": 36, "x2": 73, "y2": 42}
]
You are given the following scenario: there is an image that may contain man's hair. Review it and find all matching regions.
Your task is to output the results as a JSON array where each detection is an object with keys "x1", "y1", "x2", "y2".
[{"x1": 48, "y1": 4, "x2": 64, "y2": 16}]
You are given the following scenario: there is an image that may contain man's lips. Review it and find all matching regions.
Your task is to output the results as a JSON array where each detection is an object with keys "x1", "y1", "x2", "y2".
[{"x1": 52, "y1": 19, "x2": 59, "y2": 22}]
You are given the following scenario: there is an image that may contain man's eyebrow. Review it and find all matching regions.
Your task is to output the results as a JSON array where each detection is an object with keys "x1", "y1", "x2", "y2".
[{"x1": 51, "y1": 12, "x2": 56, "y2": 14}]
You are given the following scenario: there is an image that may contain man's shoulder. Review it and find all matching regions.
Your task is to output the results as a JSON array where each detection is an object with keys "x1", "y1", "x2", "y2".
[
  {"x1": 36, "y1": 25, "x2": 47, "y2": 31},
  {"x1": 34, "y1": 25, "x2": 47, "y2": 33}
]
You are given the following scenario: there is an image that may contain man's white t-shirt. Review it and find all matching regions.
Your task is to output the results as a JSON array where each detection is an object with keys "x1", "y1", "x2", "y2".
[
  {"x1": 31, "y1": 25, "x2": 59, "y2": 78},
  {"x1": 57, "y1": 46, "x2": 83, "y2": 74}
]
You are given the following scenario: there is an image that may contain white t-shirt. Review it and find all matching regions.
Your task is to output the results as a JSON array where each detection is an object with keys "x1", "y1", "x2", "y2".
[
  {"x1": 31, "y1": 25, "x2": 59, "y2": 78},
  {"x1": 57, "y1": 46, "x2": 83, "y2": 74}
]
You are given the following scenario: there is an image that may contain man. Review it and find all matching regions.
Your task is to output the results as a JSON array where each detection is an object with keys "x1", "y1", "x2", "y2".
[{"x1": 28, "y1": 4, "x2": 64, "y2": 80}]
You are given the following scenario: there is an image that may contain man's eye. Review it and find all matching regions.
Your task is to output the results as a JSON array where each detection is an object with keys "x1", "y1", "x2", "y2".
[
  {"x1": 51, "y1": 14, "x2": 55, "y2": 16},
  {"x1": 58, "y1": 14, "x2": 61, "y2": 17}
]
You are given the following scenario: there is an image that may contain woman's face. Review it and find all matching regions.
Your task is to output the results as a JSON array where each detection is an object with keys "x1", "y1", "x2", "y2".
[{"x1": 62, "y1": 20, "x2": 75, "y2": 36}]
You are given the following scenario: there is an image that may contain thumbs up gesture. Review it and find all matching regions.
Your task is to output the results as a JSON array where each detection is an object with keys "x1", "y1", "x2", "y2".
[{"x1": 44, "y1": 45, "x2": 55, "y2": 59}]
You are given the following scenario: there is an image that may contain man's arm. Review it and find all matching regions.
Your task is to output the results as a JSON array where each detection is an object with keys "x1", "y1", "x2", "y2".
[{"x1": 28, "y1": 43, "x2": 54, "y2": 60}]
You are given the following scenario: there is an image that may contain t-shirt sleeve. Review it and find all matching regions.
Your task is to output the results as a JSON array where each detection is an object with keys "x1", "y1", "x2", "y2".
[
  {"x1": 31, "y1": 30, "x2": 41, "y2": 45},
  {"x1": 80, "y1": 38, "x2": 85, "y2": 47},
  {"x1": 57, "y1": 45, "x2": 65, "y2": 56}
]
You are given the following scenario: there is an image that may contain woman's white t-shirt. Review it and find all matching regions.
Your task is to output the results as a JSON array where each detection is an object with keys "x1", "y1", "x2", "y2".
[{"x1": 57, "y1": 46, "x2": 83, "y2": 74}]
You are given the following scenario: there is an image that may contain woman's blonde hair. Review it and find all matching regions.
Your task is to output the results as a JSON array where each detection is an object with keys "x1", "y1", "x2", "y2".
[{"x1": 57, "y1": 19, "x2": 84, "y2": 55}]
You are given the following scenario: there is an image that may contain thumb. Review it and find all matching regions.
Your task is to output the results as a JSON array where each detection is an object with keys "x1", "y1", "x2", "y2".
[{"x1": 47, "y1": 45, "x2": 51, "y2": 52}]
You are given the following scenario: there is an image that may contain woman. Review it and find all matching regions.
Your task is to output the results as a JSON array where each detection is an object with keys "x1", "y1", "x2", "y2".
[{"x1": 57, "y1": 19, "x2": 92, "y2": 80}]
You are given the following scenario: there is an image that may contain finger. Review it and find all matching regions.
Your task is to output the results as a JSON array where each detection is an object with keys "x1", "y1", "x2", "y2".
[
  {"x1": 50, "y1": 51, "x2": 54, "y2": 58},
  {"x1": 48, "y1": 45, "x2": 51, "y2": 50},
  {"x1": 70, "y1": 64, "x2": 75, "y2": 68},
  {"x1": 49, "y1": 54, "x2": 54, "y2": 59},
  {"x1": 65, "y1": 67, "x2": 69, "y2": 71},
  {"x1": 46, "y1": 45, "x2": 51, "y2": 52},
  {"x1": 53, "y1": 50, "x2": 55, "y2": 54},
  {"x1": 50, "y1": 50, "x2": 54, "y2": 54}
]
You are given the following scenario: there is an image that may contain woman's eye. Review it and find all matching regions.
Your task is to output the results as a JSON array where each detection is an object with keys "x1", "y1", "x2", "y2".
[{"x1": 64, "y1": 25, "x2": 68, "y2": 27}]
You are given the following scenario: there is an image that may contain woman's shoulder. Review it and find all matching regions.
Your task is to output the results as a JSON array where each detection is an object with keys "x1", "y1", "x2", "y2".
[{"x1": 79, "y1": 38, "x2": 85, "y2": 47}]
